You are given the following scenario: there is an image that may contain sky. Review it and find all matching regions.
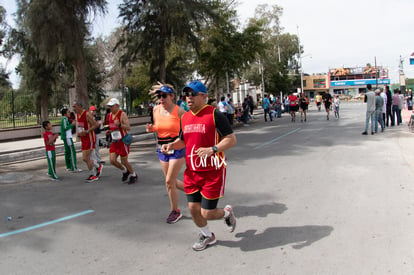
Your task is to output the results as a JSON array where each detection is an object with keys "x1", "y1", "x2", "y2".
[{"x1": 2, "y1": 0, "x2": 414, "y2": 88}]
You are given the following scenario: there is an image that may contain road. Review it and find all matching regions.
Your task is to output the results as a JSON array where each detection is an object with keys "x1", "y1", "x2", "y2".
[{"x1": 1, "y1": 102, "x2": 414, "y2": 275}]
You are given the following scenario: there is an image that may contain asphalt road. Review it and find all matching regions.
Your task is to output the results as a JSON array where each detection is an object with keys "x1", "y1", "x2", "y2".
[{"x1": 1, "y1": 103, "x2": 414, "y2": 275}]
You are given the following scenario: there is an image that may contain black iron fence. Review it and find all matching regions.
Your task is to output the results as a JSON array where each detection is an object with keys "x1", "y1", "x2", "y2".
[{"x1": 0, "y1": 91, "x2": 152, "y2": 129}]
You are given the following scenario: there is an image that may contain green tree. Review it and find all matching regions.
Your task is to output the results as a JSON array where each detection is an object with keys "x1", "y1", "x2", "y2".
[
  {"x1": 117, "y1": 0, "x2": 220, "y2": 84},
  {"x1": 244, "y1": 4, "x2": 301, "y2": 96},
  {"x1": 22, "y1": 0, "x2": 107, "y2": 107},
  {"x1": 0, "y1": 5, "x2": 11, "y2": 89}
]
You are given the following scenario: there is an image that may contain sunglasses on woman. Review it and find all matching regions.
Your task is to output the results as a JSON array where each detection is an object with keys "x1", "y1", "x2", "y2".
[{"x1": 156, "y1": 93, "x2": 169, "y2": 99}]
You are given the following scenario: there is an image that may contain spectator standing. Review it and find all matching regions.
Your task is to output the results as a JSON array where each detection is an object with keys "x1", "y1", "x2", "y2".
[
  {"x1": 398, "y1": 90, "x2": 404, "y2": 124},
  {"x1": 217, "y1": 96, "x2": 229, "y2": 122},
  {"x1": 392, "y1": 89, "x2": 401, "y2": 126},
  {"x1": 248, "y1": 95, "x2": 255, "y2": 119},
  {"x1": 362, "y1": 84, "x2": 376, "y2": 135},
  {"x1": 162, "y1": 80, "x2": 237, "y2": 251},
  {"x1": 262, "y1": 94, "x2": 272, "y2": 122},
  {"x1": 385, "y1": 86, "x2": 392, "y2": 127},
  {"x1": 227, "y1": 98, "x2": 235, "y2": 125},
  {"x1": 42, "y1": 121, "x2": 60, "y2": 181},
  {"x1": 333, "y1": 95, "x2": 340, "y2": 119},
  {"x1": 407, "y1": 88, "x2": 413, "y2": 111},
  {"x1": 375, "y1": 89, "x2": 385, "y2": 133},
  {"x1": 242, "y1": 97, "x2": 250, "y2": 126},
  {"x1": 380, "y1": 87, "x2": 387, "y2": 126},
  {"x1": 60, "y1": 108, "x2": 80, "y2": 172},
  {"x1": 284, "y1": 96, "x2": 290, "y2": 113}
]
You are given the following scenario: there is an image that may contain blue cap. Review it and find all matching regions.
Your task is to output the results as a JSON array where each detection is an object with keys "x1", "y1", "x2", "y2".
[
  {"x1": 156, "y1": 86, "x2": 175, "y2": 94},
  {"x1": 183, "y1": 80, "x2": 207, "y2": 94}
]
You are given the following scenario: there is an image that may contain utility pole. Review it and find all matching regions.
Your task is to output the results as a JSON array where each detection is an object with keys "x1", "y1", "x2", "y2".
[
  {"x1": 297, "y1": 26, "x2": 304, "y2": 95},
  {"x1": 399, "y1": 55, "x2": 406, "y2": 93}
]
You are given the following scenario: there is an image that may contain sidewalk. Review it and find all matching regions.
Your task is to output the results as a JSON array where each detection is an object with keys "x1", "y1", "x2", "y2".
[
  {"x1": 0, "y1": 109, "x2": 265, "y2": 165},
  {"x1": 0, "y1": 124, "x2": 153, "y2": 165}
]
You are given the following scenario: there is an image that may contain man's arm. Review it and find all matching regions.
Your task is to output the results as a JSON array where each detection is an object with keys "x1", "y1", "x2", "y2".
[
  {"x1": 86, "y1": 112, "x2": 98, "y2": 133},
  {"x1": 120, "y1": 112, "x2": 131, "y2": 131}
]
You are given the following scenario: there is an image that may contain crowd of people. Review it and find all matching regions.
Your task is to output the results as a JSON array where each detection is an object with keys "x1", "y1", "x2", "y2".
[
  {"x1": 362, "y1": 84, "x2": 411, "y2": 135},
  {"x1": 41, "y1": 81, "x2": 413, "y2": 251},
  {"x1": 42, "y1": 80, "x2": 237, "y2": 251}
]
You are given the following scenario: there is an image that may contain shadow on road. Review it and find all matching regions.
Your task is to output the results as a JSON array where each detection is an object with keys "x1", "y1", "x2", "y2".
[
  {"x1": 219, "y1": 225, "x2": 333, "y2": 251},
  {"x1": 233, "y1": 202, "x2": 288, "y2": 218}
]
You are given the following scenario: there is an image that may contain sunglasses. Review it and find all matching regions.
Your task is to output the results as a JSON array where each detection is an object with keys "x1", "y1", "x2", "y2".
[
  {"x1": 156, "y1": 93, "x2": 169, "y2": 99},
  {"x1": 184, "y1": 92, "x2": 200, "y2": 97}
]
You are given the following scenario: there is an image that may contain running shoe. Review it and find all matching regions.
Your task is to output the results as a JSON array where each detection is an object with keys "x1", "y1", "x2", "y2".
[
  {"x1": 50, "y1": 178, "x2": 61, "y2": 182},
  {"x1": 96, "y1": 164, "x2": 103, "y2": 177},
  {"x1": 128, "y1": 174, "x2": 138, "y2": 185},
  {"x1": 166, "y1": 209, "x2": 182, "y2": 224},
  {"x1": 86, "y1": 175, "x2": 99, "y2": 183},
  {"x1": 72, "y1": 168, "x2": 83, "y2": 173},
  {"x1": 192, "y1": 233, "x2": 216, "y2": 251},
  {"x1": 122, "y1": 171, "x2": 130, "y2": 182},
  {"x1": 224, "y1": 205, "x2": 236, "y2": 233}
]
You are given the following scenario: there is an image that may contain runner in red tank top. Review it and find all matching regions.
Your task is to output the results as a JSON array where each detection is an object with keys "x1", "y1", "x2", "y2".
[
  {"x1": 162, "y1": 80, "x2": 237, "y2": 251},
  {"x1": 106, "y1": 98, "x2": 138, "y2": 184},
  {"x1": 73, "y1": 100, "x2": 101, "y2": 183}
]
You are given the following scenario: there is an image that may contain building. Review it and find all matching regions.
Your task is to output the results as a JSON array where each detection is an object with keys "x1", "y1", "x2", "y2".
[
  {"x1": 302, "y1": 65, "x2": 391, "y2": 99},
  {"x1": 302, "y1": 74, "x2": 330, "y2": 99},
  {"x1": 328, "y1": 65, "x2": 390, "y2": 96}
]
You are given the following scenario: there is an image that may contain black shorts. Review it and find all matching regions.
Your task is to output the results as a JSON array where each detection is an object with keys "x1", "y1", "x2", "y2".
[
  {"x1": 289, "y1": 105, "x2": 299, "y2": 112},
  {"x1": 187, "y1": 191, "x2": 219, "y2": 210},
  {"x1": 300, "y1": 104, "x2": 308, "y2": 110}
]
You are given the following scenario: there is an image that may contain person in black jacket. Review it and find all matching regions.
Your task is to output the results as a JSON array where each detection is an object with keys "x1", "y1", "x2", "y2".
[{"x1": 385, "y1": 85, "x2": 392, "y2": 127}]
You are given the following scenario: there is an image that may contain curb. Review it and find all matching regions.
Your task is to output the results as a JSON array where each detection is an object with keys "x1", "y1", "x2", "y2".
[{"x1": 0, "y1": 132, "x2": 154, "y2": 165}]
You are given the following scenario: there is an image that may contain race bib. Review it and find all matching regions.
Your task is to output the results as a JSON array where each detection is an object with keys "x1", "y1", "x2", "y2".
[{"x1": 111, "y1": 130, "x2": 122, "y2": 141}]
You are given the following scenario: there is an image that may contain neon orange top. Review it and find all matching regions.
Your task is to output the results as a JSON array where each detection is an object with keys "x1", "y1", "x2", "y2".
[{"x1": 153, "y1": 105, "x2": 181, "y2": 144}]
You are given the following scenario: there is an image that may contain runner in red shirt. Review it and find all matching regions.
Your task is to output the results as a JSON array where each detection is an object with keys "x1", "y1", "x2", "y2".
[
  {"x1": 163, "y1": 80, "x2": 237, "y2": 251},
  {"x1": 73, "y1": 100, "x2": 101, "y2": 182},
  {"x1": 288, "y1": 92, "x2": 299, "y2": 122},
  {"x1": 106, "y1": 98, "x2": 138, "y2": 184}
]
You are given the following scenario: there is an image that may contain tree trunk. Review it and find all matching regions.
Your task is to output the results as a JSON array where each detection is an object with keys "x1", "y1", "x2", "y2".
[{"x1": 73, "y1": 57, "x2": 89, "y2": 108}]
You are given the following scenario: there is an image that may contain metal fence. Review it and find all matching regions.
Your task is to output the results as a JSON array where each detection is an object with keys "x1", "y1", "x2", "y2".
[{"x1": 0, "y1": 90, "x2": 152, "y2": 129}]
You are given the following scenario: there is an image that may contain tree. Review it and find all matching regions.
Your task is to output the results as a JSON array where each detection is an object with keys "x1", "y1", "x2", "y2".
[
  {"x1": 0, "y1": 5, "x2": 11, "y2": 89},
  {"x1": 243, "y1": 4, "x2": 301, "y2": 96},
  {"x1": 117, "y1": 0, "x2": 220, "y2": 84},
  {"x1": 22, "y1": 0, "x2": 107, "y2": 107},
  {"x1": 197, "y1": 5, "x2": 266, "y2": 97}
]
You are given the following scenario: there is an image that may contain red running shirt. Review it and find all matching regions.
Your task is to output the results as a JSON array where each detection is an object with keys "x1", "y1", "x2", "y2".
[
  {"x1": 289, "y1": 95, "x2": 298, "y2": 106},
  {"x1": 181, "y1": 105, "x2": 226, "y2": 172}
]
